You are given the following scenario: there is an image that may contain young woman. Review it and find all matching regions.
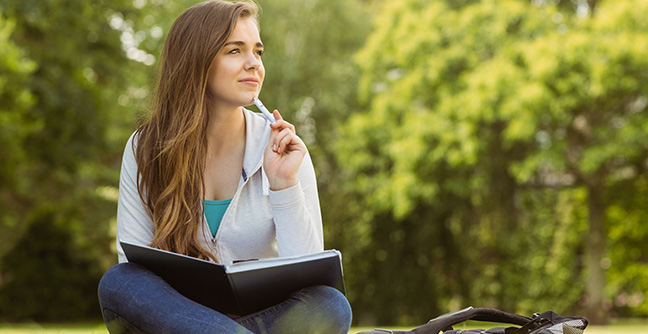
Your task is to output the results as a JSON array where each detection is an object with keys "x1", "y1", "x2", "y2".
[{"x1": 97, "y1": 1, "x2": 352, "y2": 333}]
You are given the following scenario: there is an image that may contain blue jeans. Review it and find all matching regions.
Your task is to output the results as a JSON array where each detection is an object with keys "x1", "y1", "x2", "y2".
[{"x1": 98, "y1": 263, "x2": 352, "y2": 334}]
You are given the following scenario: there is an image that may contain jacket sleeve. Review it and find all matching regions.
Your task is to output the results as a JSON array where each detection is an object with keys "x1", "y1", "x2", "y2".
[
  {"x1": 269, "y1": 151, "x2": 324, "y2": 256},
  {"x1": 115, "y1": 133, "x2": 155, "y2": 263}
]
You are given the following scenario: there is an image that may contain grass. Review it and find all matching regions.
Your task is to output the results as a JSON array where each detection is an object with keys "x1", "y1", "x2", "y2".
[
  {"x1": 0, "y1": 319, "x2": 646, "y2": 334},
  {"x1": 0, "y1": 322, "x2": 108, "y2": 334}
]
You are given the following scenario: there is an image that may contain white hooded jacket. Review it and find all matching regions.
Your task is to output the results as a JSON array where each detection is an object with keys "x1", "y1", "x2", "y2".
[{"x1": 115, "y1": 108, "x2": 323, "y2": 264}]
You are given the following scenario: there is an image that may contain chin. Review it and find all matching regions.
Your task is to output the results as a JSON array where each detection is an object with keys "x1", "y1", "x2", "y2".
[{"x1": 242, "y1": 93, "x2": 258, "y2": 106}]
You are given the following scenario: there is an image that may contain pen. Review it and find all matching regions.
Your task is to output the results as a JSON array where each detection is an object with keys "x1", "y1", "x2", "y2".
[{"x1": 253, "y1": 97, "x2": 276, "y2": 123}]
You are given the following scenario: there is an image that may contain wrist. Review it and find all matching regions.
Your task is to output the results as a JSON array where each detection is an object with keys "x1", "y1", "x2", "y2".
[{"x1": 269, "y1": 177, "x2": 298, "y2": 191}]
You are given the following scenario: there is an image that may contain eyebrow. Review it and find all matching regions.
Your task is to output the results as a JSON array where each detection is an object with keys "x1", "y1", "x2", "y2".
[{"x1": 224, "y1": 41, "x2": 264, "y2": 48}]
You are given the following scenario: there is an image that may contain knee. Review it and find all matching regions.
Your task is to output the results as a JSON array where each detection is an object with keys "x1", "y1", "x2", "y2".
[
  {"x1": 271, "y1": 285, "x2": 352, "y2": 334},
  {"x1": 97, "y1": 262, "x2": 144, "y2": 308},
  {"x1": 306, "y1": 285, "x2": 353, "y2": 333},
  {"x1": 98, "y1": 263, "x2": 145, "y2": 333},
  {"x1": 99, "y1": 263, "x2": 129, "y2": 295}
]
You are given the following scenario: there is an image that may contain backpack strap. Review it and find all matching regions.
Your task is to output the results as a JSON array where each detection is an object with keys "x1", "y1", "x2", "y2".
[
  {"x1": 503, "y1": 311, "x2": 588, "y2": 334},
  {"x1": 410, "y1": 307, "x2": 531, "y2": 333}
]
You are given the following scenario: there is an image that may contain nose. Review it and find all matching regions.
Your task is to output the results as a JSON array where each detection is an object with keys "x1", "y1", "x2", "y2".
[{"x1": 245, "y1": 51, "x2": 262, "y2": 71}]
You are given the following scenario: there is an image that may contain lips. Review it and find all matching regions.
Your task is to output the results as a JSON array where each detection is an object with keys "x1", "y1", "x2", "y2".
[{"x1": 239, "y1": 77, "x2": 259, "y2": 85}]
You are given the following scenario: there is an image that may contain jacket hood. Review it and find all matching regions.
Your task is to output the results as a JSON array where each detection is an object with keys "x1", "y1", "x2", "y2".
[{"x1": 241, "y1": 107, "x2": 272, "y2": 180}]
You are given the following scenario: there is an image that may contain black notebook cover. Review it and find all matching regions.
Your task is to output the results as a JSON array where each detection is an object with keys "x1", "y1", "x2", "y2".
[{"x1": 120, "y1": 240, "x2": 345, "y2": 316}]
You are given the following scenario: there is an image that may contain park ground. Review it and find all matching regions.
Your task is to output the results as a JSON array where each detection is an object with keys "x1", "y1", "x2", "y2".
[{"x1": 0, "y1": 319, "x2": 647, "y2": 334}]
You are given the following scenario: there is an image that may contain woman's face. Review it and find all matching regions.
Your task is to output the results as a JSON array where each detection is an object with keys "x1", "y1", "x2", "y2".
[{"x1": 207, "y1": 17, "x2": 265, "y2": 110}]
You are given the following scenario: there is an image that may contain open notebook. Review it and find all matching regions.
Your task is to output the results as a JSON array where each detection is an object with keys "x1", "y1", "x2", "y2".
[{"x1": 120, "y1": 240, "x2": 345, "y2": 316}]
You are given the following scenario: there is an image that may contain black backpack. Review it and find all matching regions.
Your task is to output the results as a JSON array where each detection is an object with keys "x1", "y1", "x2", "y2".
[{"x1": 356, "y1": 307, "x2": 588, "y2": 334}]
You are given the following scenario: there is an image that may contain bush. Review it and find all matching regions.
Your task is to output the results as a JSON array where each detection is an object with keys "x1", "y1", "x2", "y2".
[{"x1": 0, "y1": 209, "x2": 104, "y2": 322}]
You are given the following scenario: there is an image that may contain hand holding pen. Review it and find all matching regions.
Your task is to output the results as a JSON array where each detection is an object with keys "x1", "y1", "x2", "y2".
[{"x1": 254, "y1": 96, "x2": 307, "y2": 190}]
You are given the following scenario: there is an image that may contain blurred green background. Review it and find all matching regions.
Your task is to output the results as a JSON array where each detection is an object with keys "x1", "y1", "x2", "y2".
[{"x1": 0, "y1": 0, "x2": 647, "y2": 328}]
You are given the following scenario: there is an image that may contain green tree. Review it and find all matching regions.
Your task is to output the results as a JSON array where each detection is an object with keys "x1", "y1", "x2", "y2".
[
  {"x1": 0, "y1": 0, "x2": 150, "y2": 320},
  {"x1": 607, "y1": 175, "x2": 648, "y2": 317},
  {"x1": 0, "y1": 14, "x2": 37, "y2": 259},
  {"x1": 338, "y1": 0, "x2": 648, "y2": 325},
  {"x1": 464, "y1": 0, "x2": 648, "y2": 323}
]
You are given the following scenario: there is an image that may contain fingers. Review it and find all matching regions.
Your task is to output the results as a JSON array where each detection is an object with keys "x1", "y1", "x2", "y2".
[
  {"x1": 269, "y1": 110, "x2": 295, "y2": 133},
  {"x1": 272, "y1": 128, "x2": 303, "y2": 154},
  {"x1": 266, "y1": 110, "x2": 303, "y2": 155}
]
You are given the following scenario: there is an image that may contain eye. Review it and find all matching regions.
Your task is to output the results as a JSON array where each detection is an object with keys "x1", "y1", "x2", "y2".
[
  {"x1": 227, "y1": 48, "x2": 240, "y2": 54},
  {"x1": 255, "y1": 49, "x2": 264, "y2": 56}
]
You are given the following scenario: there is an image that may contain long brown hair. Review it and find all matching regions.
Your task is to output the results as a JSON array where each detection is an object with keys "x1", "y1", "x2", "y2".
[{"x1": 135, "y1": 1, "x2": 259, "y2": 261}]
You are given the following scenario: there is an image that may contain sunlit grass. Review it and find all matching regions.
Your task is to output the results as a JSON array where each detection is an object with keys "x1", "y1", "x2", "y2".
[
  {"x1": 0, "y1": 319, "x2": 646, "y2": 334},
  {"x1": 0, "y1": 322, "x2": 108, "y2": 334}
]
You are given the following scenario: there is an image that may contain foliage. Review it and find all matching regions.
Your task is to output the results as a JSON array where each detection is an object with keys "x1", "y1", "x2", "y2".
[
  {"x1": 0, "y1": 0, "x2": 143, "y2": 320},
  {"x1": 0, "y1": 12, "x2": 37, "y2": 257},
  {"x1": 337, "y1": 0, "x2": 648, "y2": 325},
  {"x1": 0, "y1": 210, "x2": 104, "y2": 321},
  {"x1": 606, "y1": 176, "x2": 648, "y2": 316}
]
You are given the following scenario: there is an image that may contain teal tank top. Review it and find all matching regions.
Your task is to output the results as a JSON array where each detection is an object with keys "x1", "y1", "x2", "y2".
[{"x1": 203, "y1": 198, "x2": 232, "y2": 238}]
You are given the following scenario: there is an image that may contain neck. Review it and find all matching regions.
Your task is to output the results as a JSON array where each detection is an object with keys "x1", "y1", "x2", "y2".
[{"x1": 206, "y1": 105, "x2": 246, "y2": 157}]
